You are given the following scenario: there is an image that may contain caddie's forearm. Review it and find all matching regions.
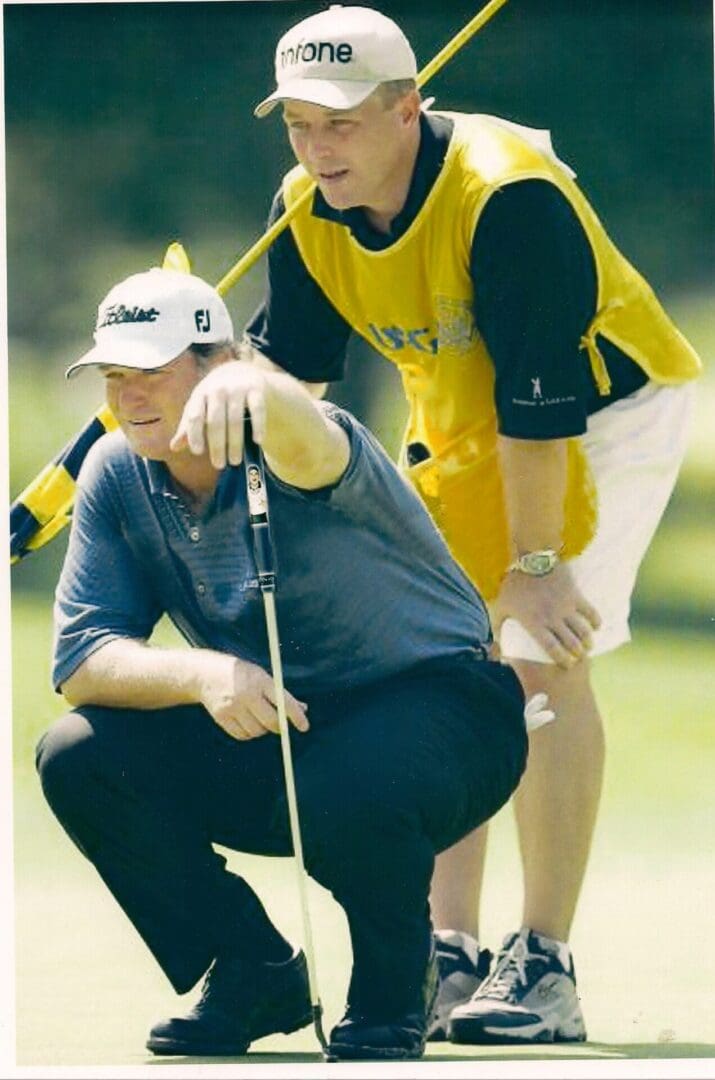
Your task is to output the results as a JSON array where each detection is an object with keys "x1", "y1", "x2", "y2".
[
  {"x1": 59, "y1": 638, "x2": 220, "y2": 710},
  {"x1": 497, "y1": 435, "x2": 569, "y2": 557}
]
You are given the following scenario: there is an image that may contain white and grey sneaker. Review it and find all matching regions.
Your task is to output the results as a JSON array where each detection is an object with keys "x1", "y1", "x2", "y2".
[
  {"x1": 448, "y1": 928, "x2": 587, "y2": 1044},
  {"x1": 426, "y1": 930, "x2": 492, "y2": 1041}
]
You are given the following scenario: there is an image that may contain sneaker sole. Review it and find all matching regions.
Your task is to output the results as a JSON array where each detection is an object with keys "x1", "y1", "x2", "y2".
[
  {"x1": 449, "y1": 1019, "x2": 587, "y2": 1046},
  {"x1": 146, "y1": 1008, "x2": 313, "y2": 1056}
]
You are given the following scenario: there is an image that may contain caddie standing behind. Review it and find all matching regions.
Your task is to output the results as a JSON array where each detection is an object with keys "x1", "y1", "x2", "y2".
[{"x1": 246, "y1": 4, "x2": 702, "y2": 1045}]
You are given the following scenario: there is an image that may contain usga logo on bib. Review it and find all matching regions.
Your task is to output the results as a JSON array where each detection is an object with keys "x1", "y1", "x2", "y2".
[{"x1": 279, "y1": 39, "x2": 353, "y2": 68}]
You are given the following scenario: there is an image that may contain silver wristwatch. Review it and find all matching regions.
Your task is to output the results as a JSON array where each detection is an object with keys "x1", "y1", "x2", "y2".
[{"x1": 508, "y1": 549, "x2": 560, "y2": 577}]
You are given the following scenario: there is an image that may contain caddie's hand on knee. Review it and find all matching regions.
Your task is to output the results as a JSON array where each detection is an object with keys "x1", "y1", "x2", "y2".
[
  {"x1": 171, "y1": 361, "x2": 269, "y2": 469},
  {"x1": 194, "y1": 651, "x2": 309, "y2": 740},
  {"x1": 492, "y1": 562, "x2": 601, "y2": 669}
]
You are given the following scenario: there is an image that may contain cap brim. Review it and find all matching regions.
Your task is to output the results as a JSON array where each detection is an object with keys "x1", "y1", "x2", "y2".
[
  {"x1": 65, "y1": 340, "x2": 186, "y2": 379},
  {"x1": 254, "y1": 78, "x2": 379, "y2": 118}
]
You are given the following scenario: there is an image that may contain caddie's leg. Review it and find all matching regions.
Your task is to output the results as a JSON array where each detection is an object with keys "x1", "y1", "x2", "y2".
[
  {"x1": 429, "y1": 672, "x2": 601, "y2": 1048},
  {"x1": 427, "y1": 823, "x2": 492, "y2": 1040},
  {"x1": 501, "y1": 382, "x2": 692, "y2": 946},
  {"x1": 448, "y1": 383, "x2": 693, "y2": 1045},
  {"x1": 447, "y1": 657, "x2": 601, "y2": 1046},
  {"x1": 512, "y1": 658, "x2": 604, "y2": 941},
  {"x1": 430, "y1": 825, "x2": 488, "y2": 937},
  {"x1": 36, "y1": 703, "x2": 292, "y2": 993}
]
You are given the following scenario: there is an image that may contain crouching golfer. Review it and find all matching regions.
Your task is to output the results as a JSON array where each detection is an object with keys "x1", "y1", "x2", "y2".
[{"x1": 36, "y1": 266, "x2": 528, "y2": 1062}]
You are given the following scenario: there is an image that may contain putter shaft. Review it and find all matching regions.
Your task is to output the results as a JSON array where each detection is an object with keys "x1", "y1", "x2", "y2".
[{"x1": 243, "y1": 416, "x2": 327, "y2": 1052}]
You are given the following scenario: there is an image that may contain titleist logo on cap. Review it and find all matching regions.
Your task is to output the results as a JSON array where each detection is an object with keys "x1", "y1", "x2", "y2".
[
  {"x1": 98, "y1": 304, "x2": 160, "y2": 328},
  {"x1": 279, "y1": 39, "x2": 354, "y2": 68}
]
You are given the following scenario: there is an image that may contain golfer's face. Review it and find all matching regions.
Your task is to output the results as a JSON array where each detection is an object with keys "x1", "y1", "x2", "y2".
[
  {"x1": 283, "y1": 94, "x2": 411, "y2": 211},
  {"x1": 102, "y1": 351, "x2": 204, "y2": 462}
]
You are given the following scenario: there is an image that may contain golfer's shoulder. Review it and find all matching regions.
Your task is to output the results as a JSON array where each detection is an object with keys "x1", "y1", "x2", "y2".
[{"x1": 77, "y1": 429, "x2": 137, "y2": 492}]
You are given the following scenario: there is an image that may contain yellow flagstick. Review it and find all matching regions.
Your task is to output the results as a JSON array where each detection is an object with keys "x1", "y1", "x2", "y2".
[
  {"x1": 216, "y1": 193, "x2": 314, "y2": 295},
  {"x1": 416, "y1": 0, "x2": 510, "y2": 88}
]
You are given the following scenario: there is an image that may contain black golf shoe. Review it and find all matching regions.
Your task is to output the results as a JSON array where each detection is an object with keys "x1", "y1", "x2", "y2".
[
  {"x1": 325, "y1": 947, "x2": 439, "y2": 1062},
  {"x1": 146, "y1": 948, "x2": 312, "y2": 1056}
]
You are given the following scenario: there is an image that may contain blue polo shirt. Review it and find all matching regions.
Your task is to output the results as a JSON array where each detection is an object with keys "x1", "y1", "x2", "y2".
[{"x1": 53, "y1": 404, "x2": 490, "y2": 696}]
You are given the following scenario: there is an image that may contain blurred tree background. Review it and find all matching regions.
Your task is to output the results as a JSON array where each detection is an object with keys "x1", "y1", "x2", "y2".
[{"x1": 5, "y1": 0, "x2": 714, "y2": 627}]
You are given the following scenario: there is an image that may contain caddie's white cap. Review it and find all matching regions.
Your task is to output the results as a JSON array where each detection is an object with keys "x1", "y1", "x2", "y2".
[
  {"x1": 66, "y1": 268, "x2": 234, "y2": 378},
  {"x1": 254, "y1": 5, "x2": 417, "y2": 118}
]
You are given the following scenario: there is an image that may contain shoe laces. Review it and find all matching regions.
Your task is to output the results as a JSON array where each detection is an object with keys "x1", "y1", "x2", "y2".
[
  {"x1": 477, "y1": 933, "x2": 544, "y2": 1002},
  {"x1": 194, "y1": 954, "x2": 247, "y2": 1015}
]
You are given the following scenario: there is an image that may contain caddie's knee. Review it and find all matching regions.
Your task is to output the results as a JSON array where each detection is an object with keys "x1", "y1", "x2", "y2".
[{"x1": 513, "y1": 655, "x2": 594, "y2": 698}]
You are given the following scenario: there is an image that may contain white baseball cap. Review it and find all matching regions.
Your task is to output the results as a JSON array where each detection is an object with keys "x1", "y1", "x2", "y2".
[
  {"x1": 66, "y1": 268, "x2": 234, "y2": 378},
  {"x1": 254, "y1": 5, "x2": 417, "y2": 118}
]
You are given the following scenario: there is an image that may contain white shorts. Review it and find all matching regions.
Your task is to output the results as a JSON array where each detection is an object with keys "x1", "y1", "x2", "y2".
[{"x1": 499, "y1": 381, "x2": 695, "y2": 663}]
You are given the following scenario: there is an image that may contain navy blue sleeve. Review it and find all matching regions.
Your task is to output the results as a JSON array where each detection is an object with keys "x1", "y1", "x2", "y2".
[
  {"x1": 472, "y1": 179, "x2": 598, "y2": 439},
  {"x1": 244, "y1": 190, "x2": 352, "y2": 383},
  {"x1": 52, "y1": 447, "x2": 163, "y2": 690}
]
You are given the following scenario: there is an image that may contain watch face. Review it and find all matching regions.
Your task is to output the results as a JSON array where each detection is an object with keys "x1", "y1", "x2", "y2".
[{"x1": 523, "y1": 551, "x2": 556, "y2": 575}]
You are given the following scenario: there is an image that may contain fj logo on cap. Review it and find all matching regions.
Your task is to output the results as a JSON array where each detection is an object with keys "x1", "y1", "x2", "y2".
[
  {"x1": 194, "y1": 309, "x2": 212, "y2": 333},
  {"x1": 279, "y1": 39, "x2": 353, "y2": 68}
]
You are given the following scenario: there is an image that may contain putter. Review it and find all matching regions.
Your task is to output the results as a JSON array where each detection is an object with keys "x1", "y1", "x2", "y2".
[{"x1": 242, "y1": 412, "x2": 328, "y2": 1054}]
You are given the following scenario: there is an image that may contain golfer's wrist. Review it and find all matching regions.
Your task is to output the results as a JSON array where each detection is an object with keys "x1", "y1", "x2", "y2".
[{"x1": 188, "y1": 649, "x2": 233, "y2": 706}]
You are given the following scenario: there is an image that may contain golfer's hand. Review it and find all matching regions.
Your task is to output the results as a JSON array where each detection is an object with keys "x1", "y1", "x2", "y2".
[
  {"x1": 197, "y1": 653, "x2": 309, "y2": 740},
  {"x1": 491, "y1": 563, "x2": 601, "y2": 669},
  {"x1": 171, "y1": 361, "x2": 268, "y2": 469}
]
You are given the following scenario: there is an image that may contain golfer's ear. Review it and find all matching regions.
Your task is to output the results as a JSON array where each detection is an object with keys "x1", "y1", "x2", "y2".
[
  {"x1": 399, "y1": 90, "x2": 422, "y2": 127},
  {"x1": 207, "y1": 345, "x2": 236, "y2": 371}
]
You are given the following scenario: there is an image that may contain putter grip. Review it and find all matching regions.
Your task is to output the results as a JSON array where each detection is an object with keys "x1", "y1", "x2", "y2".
[
  {"x1": 250, "y1": 518, "x2": 275, "y2": 581},
  {"x1": 243, "y1": 413, "x2": 276, "y2": 585}
]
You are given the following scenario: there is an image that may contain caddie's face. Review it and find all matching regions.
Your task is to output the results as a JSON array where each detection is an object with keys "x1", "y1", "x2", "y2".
[
  {"x1": 283, "y1": 92, "x2": 419, "y2": 213},
  {"x1": 102, "y1": 350, "x2": 204, "y2": 462}
]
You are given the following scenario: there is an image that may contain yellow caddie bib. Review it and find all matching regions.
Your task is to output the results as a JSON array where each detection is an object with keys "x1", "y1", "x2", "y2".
[{"x1": 283, "y1": 112, "x2": 702, "y2": 600}]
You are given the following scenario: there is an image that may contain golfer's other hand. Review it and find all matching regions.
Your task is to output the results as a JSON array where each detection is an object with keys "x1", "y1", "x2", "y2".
[{"x1": 197, "y1": 652, "x2": 309, "y2": 740}]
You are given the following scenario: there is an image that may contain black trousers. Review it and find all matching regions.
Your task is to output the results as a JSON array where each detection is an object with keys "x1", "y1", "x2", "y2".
[{"x1": 36, "y1": 653, "x2": 527, "y2": 1016}]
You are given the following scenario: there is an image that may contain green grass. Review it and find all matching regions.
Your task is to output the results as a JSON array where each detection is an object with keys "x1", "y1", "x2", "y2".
[{"x1": 11, "y1": 594, "x2": 715, "y2": 1066}]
